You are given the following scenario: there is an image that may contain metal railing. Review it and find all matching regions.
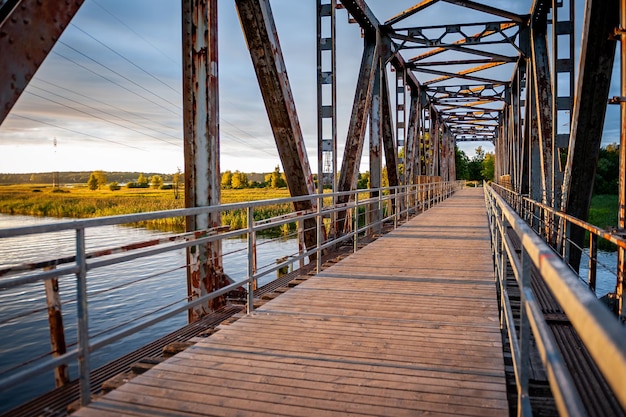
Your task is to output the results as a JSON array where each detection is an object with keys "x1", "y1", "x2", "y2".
[
  {"x1": 484, "y1": 183, "x2": 626, "y2": 416},
  {"x1": 491, "y1": 182, "x2": 625, "y2": 310},
  {"x1": 0, "y1": 180, "x2": 463, "y2": 408}
]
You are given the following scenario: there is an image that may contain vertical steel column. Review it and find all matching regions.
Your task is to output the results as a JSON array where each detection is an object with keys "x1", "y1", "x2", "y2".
[
  {"x1": 183, "y1": 0, "x2": 225, "y2": 321},
  {"x1": 531, "y1": 12, "x2": 555, "y2": 208},
  {"x1": 317, "y1": 0, "x2": 337, "y2": 196},
  {"x1": 369, "y1": 57, "x2": 382, "y2": 235},
  {"x1": 551, "y1": 0, "x2": 575, "y2": 211},
  {"x1": 382, "y1": 69, "x2": 400, "y2": 188},
  {"x1": 562, "y1": 0, "x2": 618, "y2": 272},
  {"x1": 396, "y1": 69, "x2": 407, "y2": 185},
  {"x1": 404, "y1": 92, "x2": 420, "y2": 185},
  {"x1": 618, "y1": 0, "x2": 626, "y2": 318},
  {"x1": 527, "y1": 57, "x2": 544, "y2": 202},
  {"x1": 511, "y1": 68, "x2": 522, "y2": 192},
  {"x1": 44, "y1": 269, "x2": 69, "y2": 387}
]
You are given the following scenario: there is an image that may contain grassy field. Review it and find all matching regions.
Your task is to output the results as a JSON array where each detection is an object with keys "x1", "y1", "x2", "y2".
[
  {"x1": 588, "y1": 194, "x2": 618, "y2": 229},
  {"x1": 0, "y1": 184, "x2": 292, "y2": 233}
]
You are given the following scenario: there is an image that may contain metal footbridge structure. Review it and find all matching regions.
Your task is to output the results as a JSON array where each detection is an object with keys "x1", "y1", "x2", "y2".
[{"x1": 1, "y1": 0, "x2": 626, "y2": 416}]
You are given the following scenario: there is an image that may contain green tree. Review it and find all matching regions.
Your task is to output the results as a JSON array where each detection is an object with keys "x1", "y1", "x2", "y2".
[
  {"x1": 455, "y1": 146, "x2": 470, "y2": 180},
  {"x1": 594, "y1": 144, "x2": 619, "y2": 195},
  {"x1": 221, "y1": 170, "x2": 233, "y2": 189},
  {"x1": 151, "y1": 175, "x2": 163, "y2": 189},
  {"x1": 231, "y1": 171, "x2": 248, "y2": 189},
  {"x1": 467, "y1": 147, "x2": 486, "y2": 181},
  {"x1": 173, "y1": 168, "x2": 182, "y2": 199},
  {"x1": 108, "y1": 182, "x2": 121, "y2": 191},
  {"x1": 482, "y1": 153, "x2": 495, "y2": 181},
  {"x1": 270, "y1": 166, "x2": 287, "y2": 188},
  {"x1": 93, "y1": 171, "x2": 107, "y2": 190},
  {"x1": 137, "y1": 173, "x2": 148, "y2": 188},
  {"x1": 357, "y1": 171, "x2": 370, "y2": 189},
  {"x1": 87, "y1": 173, "x2": 99, "y2": 191}
]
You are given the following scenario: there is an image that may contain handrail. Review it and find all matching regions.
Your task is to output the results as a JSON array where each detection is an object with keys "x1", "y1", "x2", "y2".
[
  {"x1": 0, "y1": 180, "x2": 464, "y2": 408},
  {"x1": 484, "y1": 183, "x2": 626, "y2": 414},
  {"x1": 490, "y1": 182, "x2": 626, "y2": 301}
]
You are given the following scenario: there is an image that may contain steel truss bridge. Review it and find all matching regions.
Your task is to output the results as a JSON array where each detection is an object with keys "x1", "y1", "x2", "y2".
[{"x1": 1, "y1": 0, "x2": 626, "y2": 416}]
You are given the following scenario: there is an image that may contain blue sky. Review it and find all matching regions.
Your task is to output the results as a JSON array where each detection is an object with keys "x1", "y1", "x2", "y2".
[{"x1": 0, "y1": 0, "x2": 618, "y2": 174}]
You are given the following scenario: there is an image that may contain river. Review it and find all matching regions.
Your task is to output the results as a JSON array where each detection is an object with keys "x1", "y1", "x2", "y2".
[{"x1": 0, "y1": 214, "x2": 298, "y2": 413}]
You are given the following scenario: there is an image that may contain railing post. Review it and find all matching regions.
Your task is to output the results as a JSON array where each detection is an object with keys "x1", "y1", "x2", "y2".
[
  {"x1": 353, "y1": 193, "x2": 359, "y2": 253},
  {"x1": 405, "y1": 186, "x2": 410, "y2": 223},
  {"x1": 44, "y1": 266, "x2": 69, "y2": 387},
  {"x1": 75, "y1": 228, "x2": 90, "y2": 407},
  {"x1": 297, "y1": 215, "x2": 305, "y2": 269},
  {"x1": 393, "y1": 189, "x2": 398, "y2": 229},
  {"x1": 246, "y1": 207, "x2": 255, "y2": 314},
  {"x1": 518, "y1": 247, "x2": 532, "y2": 415},
  {"x1": 316, "y1": 195, "x2": 322, "y2": 274},
  {"x1": 589, "y1": 233, "x2": 598, "y2": 294}
]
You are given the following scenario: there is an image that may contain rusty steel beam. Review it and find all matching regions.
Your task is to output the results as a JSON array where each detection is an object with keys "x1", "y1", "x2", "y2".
[
  {"x1": 0, "y1": 0, "x2": 85, "y2": 124},
  {"x1": 618, "y1": 0, "x2": 626, "y2": 318},
  {"x1": 382, "y1": 69, "x2": 400, "y2": 188},
  {"x1": 338, "y1": 37, "x2": 378, "y2": 199},
  {"x1": 385, "y1": 0, "x2": 441, "y2": 26},
  {"x1": 44, "y1": 269, "x2": 69, "y2": 387},
  {"x1": 182, "y1": 0, "x2": 226, "y2": 321},
  {"x1": 405, "y1": 91, "x2": 420, "y2": 184},
  {"x1": 530, "y1": 20, "x2": 554, "y2": 207},
  {"x1": 442, "y1": 0, "x2": 525, "y2": 23},
  {"x1": 562, "y1": 0, "x2": 618, "y2": 272},
  {"x1": 236, "y1": 0, "x2": 315, "y2": 199},
  {"x1": 235, "y1": 0, "x2": 317, "y2": 252},
  {"x1": 369, "y1": 55, "x2": 382, "y2": 234}
]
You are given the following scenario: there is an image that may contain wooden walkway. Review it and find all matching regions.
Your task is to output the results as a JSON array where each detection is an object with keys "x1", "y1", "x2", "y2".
[{"x1": 74, "y1": 188, "x2": 508, "y2": 417}]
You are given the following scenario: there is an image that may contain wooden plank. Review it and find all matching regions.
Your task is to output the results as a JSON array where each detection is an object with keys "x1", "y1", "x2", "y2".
[{"x1": 73, "y1": 188, "x2": 509, "y2": 417}]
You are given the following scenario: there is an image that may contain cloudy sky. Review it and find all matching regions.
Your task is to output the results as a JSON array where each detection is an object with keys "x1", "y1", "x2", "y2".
[{"x1": 0, "y1": 0, "x2": 619, "y2": 175}]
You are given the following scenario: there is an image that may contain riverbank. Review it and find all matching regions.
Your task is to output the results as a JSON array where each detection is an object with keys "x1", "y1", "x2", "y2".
[{"x1": 0, "y1": 184, "x2": 292, "y2": 232}]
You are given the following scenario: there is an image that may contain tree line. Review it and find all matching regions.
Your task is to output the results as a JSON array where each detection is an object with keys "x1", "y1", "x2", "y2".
[
  {"x1": 221, "y1": 166, "x2": 287, "y2": 189},
  {"x1": 87, "y1": 169, "x2": 183, "y2": 198},
  {"x1": 455, "y1": 146, "x2": 494, "y2": 182}
]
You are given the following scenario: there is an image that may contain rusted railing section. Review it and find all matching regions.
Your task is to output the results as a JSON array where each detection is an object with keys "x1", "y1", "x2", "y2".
[
  {"x1": 0, "y1": 180, "x2": 463, "y2": 408},
  {"x1": 484, "y1": 183, "x2": 626, "y2": 415}
]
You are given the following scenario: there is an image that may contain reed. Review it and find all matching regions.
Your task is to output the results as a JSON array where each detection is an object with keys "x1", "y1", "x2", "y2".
[{"x1": 0, "y1": 184, "x2": 294, "y2": 234}]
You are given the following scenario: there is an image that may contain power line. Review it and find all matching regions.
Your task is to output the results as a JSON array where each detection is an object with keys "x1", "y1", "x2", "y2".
[
  {"x1": 57, "y1": 41, "x2": 182, "y2": 112},
  {"x1": 29, "y1": 84, "x2": 182, "y2": 145},
  {"x1": 91, "y1": 0, "x2": 179, "y2": 66},
  {"x1": 52, "y1": 50, "x2": 180, "y2": 117},
  {"x1": 70, "y1": 23, "x2": 181, "y2": 95},
  {"x1": 34, "y1": 78, "x2": 181, "y2": 134},
  {"x1": 24, "y1": 90, "x2": 181, "y2": 147},
  {"x1": 10, "y1": 114, "x2": 147, "y2": 151}
]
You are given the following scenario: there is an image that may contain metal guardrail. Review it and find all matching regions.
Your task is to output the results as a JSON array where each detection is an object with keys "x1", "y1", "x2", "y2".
[
  {"x1": 491, "y1": 183, "x2": 625, "y2": 316},
  {"x1": 484, "y1": 183, "x2": 626, "y2": 416},
  {"x1": 0, "y1": 180, "x2": 463, "y2": 408}
]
